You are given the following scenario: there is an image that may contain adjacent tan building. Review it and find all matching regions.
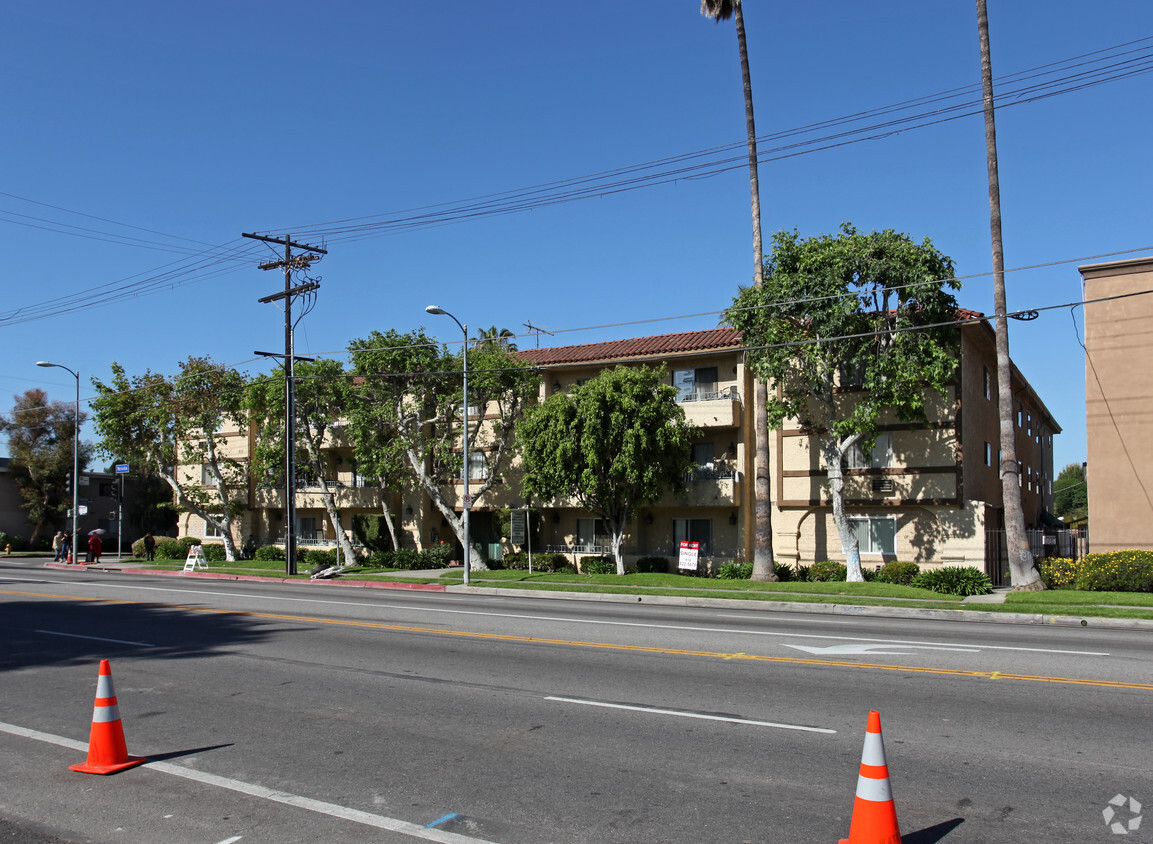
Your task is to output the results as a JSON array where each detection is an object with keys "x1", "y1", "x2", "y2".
[{"x1": 1080, "y1": 256, "x2": 1153, "y2": 551}]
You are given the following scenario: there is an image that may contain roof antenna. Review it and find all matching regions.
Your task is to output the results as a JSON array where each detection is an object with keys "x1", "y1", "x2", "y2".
[{"x1": 522, "y1": 320, "x2": 554, "y2": 348}]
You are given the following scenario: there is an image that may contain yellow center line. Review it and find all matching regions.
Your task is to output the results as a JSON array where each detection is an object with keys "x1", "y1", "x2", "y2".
[{"x1": 8, "y1": 588, "x2": 1153, "y2": 692}]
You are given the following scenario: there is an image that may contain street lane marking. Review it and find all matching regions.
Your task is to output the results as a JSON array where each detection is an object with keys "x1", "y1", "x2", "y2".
[
  {"x1": 35, "y1": 629, "x2": 154, "y2": 647},
  {"x1": 783, "y1": 643, "x2": 980, "y2": 656},
  {"x1": 3, "y1": 589, "x2": 1146, "y2": 691},
  {"x1": 545, "y1": 696, "x2": 836, "y2": 733},
  {"x1": 0, "y1": 584, "x2": 1109, "y2": 656},
  {"x1": 0, "y1": 721, "x2": 496, "y2": 844}
]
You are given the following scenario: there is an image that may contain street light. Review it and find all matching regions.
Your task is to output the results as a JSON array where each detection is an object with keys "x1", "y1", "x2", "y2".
[
  {"x1": 425, "y1": 305, "x2": 471, "y2": 587},
  {"x1": 36, "y1": 361, "x2": 79, "y2": 562}
]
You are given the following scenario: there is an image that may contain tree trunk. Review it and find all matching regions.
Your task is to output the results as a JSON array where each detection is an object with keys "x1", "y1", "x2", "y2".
[
  {"x1": 406, "y1": 448, "x2": 489, "y2": 571},
  {"x1": 976, "y1": 0, "x2": 1044, "y2": 591},
  {"x1": 379, "y1": 494, "x2": 400, "y2": 552},
  {"x1": 610, "y1": 518, "x2": 626, "y2": 576},
  {"x1": 824, "y1": 436, "x2": 864, "y2": 582},
  {"x1": 303, "y1": 440, "x2": 357, "y2": 566},
  {"x1": 732, "y1": 2, "x2": 778, "y2": 582}
]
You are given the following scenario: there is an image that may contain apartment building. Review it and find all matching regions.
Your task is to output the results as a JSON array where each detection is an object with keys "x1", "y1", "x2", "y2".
[{"x1": 181, "y1": 319, "x2": 1057, "y2": 574}]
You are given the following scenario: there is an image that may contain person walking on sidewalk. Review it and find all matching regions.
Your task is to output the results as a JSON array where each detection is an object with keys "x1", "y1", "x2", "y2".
[
  {"x1": 88, "y1": 532, "x2": 102, "y2": 565},
  {"x1": 52, "y1": 531, "x2": 65, "y2": 562},
  {"x1": 143, "y1": 531, "x2": 156, "y2": 561},
  {"x1": 62, "y1": 531, "x2": 73, "y2": 563}
]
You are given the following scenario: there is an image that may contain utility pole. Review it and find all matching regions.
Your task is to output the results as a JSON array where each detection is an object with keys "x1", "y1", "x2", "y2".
[{"x1": 243, "y1": 232, "x2": 326, "y2": 576}]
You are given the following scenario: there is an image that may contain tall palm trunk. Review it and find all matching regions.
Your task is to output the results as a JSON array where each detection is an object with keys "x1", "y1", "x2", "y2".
[
  {"x1": 703, "y1": 0, "x2": 777, "y2": 581},
  {"x1": 976, "y1": 0, "x2": 1043, "y2": 590}
]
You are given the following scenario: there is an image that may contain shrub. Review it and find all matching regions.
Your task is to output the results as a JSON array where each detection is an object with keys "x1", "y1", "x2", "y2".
[
  {"x1": 389, "y1": 548, "x2": 425, "y2": 570},
  {"x1": 254, "y1": 544, "x2": 285, "y2": 561},
  {"x1": 421, "y1": 542, "x2": 455, "y2": 568},
  {"x1": 912, "y1": 566, "x2": 993, "y2": 597},
  {"x1": 717, "y1": 561, "x2": 753, "y2": 580},
  {"x1": 305, "y1": 548, "x2": 336, "y2": 568},
  {"x1": 503, "y1": 551, "x2": 529, "y2": 570},
  {"x1": 544, "y1": 553, "x2": 573, "y2": 573},
  {"x1": 155, "y1": 539, "x2": 185, "y2": 560},
  {"x1": 201, "y1": 543, "x2": 228, "y2": 562},
  {"x1": 0, "y1": 532, "x2": 30, "y2": 553},
  {"x1": 634, "y1": 556, "x2": 669, "y2": 574},
  {"x1": 351, "y1": 513, "x2": 394, "y2": 554},
  {"x1": 580, "y1": 555, "x2": 617, "y2": 575},
  {"x1": 808, "y1": 560, "x2": 848, "y2": 582},
  {"x1": 131, "y1": 538, "x2": 147, "y2": 558},
  {"x1": 874, "y1": 560, "x2": 921, "y2": 586},
  {"x1": 791, "y1": 564, "x2": 811, "y2": 582},
  {"x1": 1037, "y1": 557, "x2": 1081, "y2": 589},
  {"x1": 1073, "y1": 550, "x2": 1153, "y2": 592}
]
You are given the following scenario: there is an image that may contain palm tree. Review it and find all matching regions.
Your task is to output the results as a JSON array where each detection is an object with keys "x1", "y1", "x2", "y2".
[
  {"x1": 975, "y1": 0, "x2": 1043, "y2": 590},
  {"x1": 474, "y1": 326, "x2": 517, "y2": 352},
  {"x1": 701, "y1": 0, "x2": 777, "y2": 581}
]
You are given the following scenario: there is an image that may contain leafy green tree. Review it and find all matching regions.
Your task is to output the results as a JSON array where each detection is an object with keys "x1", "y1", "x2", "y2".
[
  {"x1": 728, "y1": 224, "x2": 963, "y2": 581},
  {"x1": 246, "y1": 358, "x2": 357, "y2": 565},
  {"x1": 347, "y1": 328, "x2": 538, "y2": 570},
  {"x1": 90, "y1": 357, "x2": 248, "y2": 561},
  {"x1": 0, "y1": 388, "x2": 92, "y2": 539},
  {"x1": 517, "y1": 365, "x2": 698, "y2": 575},
  {"x1": 1053, "y1": 463, "x2": 1087, "y2": 521}
]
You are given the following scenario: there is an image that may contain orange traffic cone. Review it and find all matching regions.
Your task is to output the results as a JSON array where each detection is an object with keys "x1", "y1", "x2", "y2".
[
  {"x1": 839, "y1": 710, "x2": 901, "y2": 844},
  {"x1": 69, "y1": 659, "x2": 146, "y2": 775}
]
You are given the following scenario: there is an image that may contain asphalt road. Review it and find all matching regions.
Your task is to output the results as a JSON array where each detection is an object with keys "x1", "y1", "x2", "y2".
[{"x1": 1, "y1": 558, "x2": 1151, "y2": 843}]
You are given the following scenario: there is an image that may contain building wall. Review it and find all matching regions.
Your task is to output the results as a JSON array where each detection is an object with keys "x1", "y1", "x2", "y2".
[{"x1": 1080, "y1": 257, "x2": 1153, "y2": 551}]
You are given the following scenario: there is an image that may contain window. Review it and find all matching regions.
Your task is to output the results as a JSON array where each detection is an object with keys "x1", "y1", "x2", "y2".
[
  {"x1": 672, "y1": 518, "x2": 713, "y2": 556},
  {"x1": 467, "y1": 451, "x2": 488, "y2": 481},
  {"x1": 297, "y1": 517, "x2": 318, "y2": 541},
  {"x1": 983, "y1": 442, "x2": 993, "y2": 467},
  {"x1": 576, "y1": 518, "x2": 610, "y2": 551},
  {"x1": 692, "y1": 442, "x2": 715, "y2": 470},
  {"x1": 983, "y1": 366, "x2": 992, "y2": 400},
  {"x1": 205, "y1": 515, "x2": 225, "y2": 539},
  {"x1": 848, "y1": 516, "x2": 896, "y2": 555},
  {"x1": 673, "y1": 367, "x2": 718, "y2": 402},
  {"x1": 839, "y1": 360, "x2": 868, "y2": 388},
  {"x1": 201, "y1": 463, "x2": 218, "y2": 486},
  {"x1": 845, "y1": 432, "x2": 893, "y2": 470}
]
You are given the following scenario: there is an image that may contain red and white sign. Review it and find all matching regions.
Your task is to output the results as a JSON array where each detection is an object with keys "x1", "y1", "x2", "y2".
[{"x1": 678, "y1": 541, "x2": 700, "y2": 570}]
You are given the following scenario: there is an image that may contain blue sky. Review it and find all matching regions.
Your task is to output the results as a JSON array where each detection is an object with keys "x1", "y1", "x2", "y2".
[{"x1": 3, "y1": 1, "x2": 1152, "y2": 475}]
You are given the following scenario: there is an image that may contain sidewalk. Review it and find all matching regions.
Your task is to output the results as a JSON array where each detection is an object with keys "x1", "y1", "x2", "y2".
[{"x1": 31, "y1": 557, "x2": 1153, "y2": 630}]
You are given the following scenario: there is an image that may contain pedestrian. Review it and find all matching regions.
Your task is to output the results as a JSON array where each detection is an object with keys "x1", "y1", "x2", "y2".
[
  {"x1": 52, "y1": 530, "x2": 64, "y2": 562},
  {"x1": 62, "y1": 531, "x2": 72, "y2": 563},
  {"x1": 243, "y1": 534, "x2": 257, "y2": 560},
  {"x1": 143, "y1": 531, "x2": 156, "y2": 561},
  {"x1": 88, "y1": 532, "x2": 101, "y2": 564}
]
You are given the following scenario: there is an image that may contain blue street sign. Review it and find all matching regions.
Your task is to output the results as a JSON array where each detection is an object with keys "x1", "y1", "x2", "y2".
[{"x1": 114, "y1": 464, "x2": 130, "y2": 474}]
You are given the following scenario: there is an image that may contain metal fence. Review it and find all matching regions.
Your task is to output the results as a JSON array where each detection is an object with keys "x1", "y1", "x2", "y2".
[{"x1": 984, "y1": 528, "x2": 1089, "y2": 588}]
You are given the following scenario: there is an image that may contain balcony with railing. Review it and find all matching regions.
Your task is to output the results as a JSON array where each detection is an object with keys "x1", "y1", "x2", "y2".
[{"x1": 676, "y1": 386, "x2": 742, "y2": 428}]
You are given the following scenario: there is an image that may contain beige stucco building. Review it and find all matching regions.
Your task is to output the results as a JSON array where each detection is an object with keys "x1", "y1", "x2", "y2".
[
  {"x1": 181, "y1": 318, "x2": 1058, "y2": 577},
  {"x1": 1080, "y1": 256, "x2": 1153, "y2": 552}
]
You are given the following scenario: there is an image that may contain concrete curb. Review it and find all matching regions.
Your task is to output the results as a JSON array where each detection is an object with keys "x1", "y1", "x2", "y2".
[{"x1": 39, "y1": 560, "x2": 1153, "y2": 630}]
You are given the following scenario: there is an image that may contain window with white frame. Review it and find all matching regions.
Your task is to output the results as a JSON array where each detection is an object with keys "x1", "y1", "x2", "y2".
[
  {"x1": 845, "y1": 432, "x2": 893, "y2": 470},
  {"x1": 848, "y1": 516, "x2": 896, "y2": 555},
  {"x1": 672, "y1": 518, "x2": 713, "y2": 556},
  {"x1": 673, "y1": 367, "x2": 718, "y2": 402},
  {"x1": 983, "y1": 441, "x2": 993, "y2": 467},
  {"x1": 204, "y1": 515, "x2": 225, "y2": 538},
  {"x1": 983, "y1": 366, "x2": 992, "y2": 400},
  {"x1": 467, "y1": 451, "x2": 488, "y2": 481},
  {"x1": 201, "y1": 463, "x2": 219, "y2": 486},
  {"x1": 576, "y1": 518, "x2": 610, "y2": 551}
]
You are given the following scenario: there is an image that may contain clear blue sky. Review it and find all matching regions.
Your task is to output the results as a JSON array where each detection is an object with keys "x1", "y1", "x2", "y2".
[{"x1": 3, "y1": 1, "x2": 1152, "y2": 476}]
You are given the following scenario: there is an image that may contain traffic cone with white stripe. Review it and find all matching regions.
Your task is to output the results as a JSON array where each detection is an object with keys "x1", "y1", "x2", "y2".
[
  {"x1": 839, "y1": 710, "x2": 901, "y2": 844},
  {"x1": 69, "y1": 659, "x2": 146, "y2": 775}
]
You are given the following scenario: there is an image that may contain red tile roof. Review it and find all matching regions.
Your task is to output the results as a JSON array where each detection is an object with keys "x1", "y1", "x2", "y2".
[{"x1": 517, "y1": 327, "x2": 743, "y2": 367}]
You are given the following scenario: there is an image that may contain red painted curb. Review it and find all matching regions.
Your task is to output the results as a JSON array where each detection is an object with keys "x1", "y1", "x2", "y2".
[{"x1": 104, "y1": 566, "x2": 447, "y2": 591}]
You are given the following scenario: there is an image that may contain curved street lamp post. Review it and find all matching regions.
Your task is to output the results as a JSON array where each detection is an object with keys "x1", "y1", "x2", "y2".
[
  {"x1": 36, "y1": 361, "x2": 80, "y2": 561},
  {"x1": 425, "y1": 306, "x2": 471, "y2": 587}
]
